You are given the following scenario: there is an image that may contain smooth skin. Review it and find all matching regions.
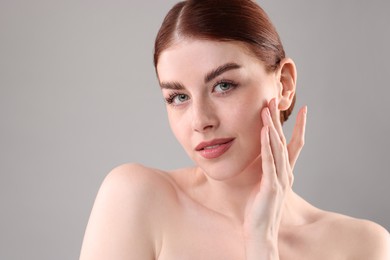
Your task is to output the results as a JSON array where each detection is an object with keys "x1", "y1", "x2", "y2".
[{"x1": 80, "y1": 40, "x2": 390, "y2": 260}]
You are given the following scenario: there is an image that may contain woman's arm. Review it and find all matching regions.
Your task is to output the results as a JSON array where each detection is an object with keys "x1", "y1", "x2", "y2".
[
  {"x1": 243, "y1": 98, "x2": 307, "y2": 259},
  {"x1": 79, "y1": 164, "x2": 157, "y2": 260}
]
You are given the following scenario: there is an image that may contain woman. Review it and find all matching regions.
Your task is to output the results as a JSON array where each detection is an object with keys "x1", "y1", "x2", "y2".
[{"x1": 80, "y1": 1, "x2": 389, "y2": 259}]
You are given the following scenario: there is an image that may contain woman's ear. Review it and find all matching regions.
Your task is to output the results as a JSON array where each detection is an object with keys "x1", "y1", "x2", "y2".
[{"x1": 277, "y1": 58, "x2": 297, "y2": 111}]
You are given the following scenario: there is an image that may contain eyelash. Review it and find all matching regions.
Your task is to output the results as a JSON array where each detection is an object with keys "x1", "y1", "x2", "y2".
[
  {"x1": 164, "y1": 80, "x2": 239, "y2": 105},
  {"x1": 214, "y1": 79, "x2": 238, "y2": 94},
  {"x1": 165, "y1": 91, "x2": 182, "y2": 104}
]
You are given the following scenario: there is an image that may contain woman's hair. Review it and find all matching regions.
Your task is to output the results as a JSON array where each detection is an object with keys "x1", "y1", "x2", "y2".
[{"x1": 154, "y1": 0, "x2": 295, "y2": 124}]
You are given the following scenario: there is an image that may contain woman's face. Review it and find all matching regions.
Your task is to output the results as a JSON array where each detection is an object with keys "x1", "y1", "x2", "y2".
[{"x1": 157, "y1": 39, "x2": 280, "y2": 180}]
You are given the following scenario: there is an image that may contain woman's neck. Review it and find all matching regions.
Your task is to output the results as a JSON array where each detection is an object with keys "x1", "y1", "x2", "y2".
[
  {"x1": 192, "y1": 156, "x2": 263, "y2": 223},
  {"x1": 190, "y1": 157, "x2": 317, "y2": 227}
]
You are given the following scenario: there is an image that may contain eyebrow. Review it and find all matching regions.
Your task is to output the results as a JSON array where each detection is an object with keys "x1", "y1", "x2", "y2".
[
  {"x1": 204, "y1": 62, "x2": 241, "y2": 83},
  {"x1": 160, "y1": 81, "x2": 185, "y2": 90},
  {"x1": 159, "y1": 62, "x2": 242, "y2": 90}
]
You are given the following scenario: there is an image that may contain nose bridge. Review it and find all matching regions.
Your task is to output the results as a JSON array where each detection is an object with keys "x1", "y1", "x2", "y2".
[{"x1": 191, "y1": 96, "x2": 217, "y2": 132}]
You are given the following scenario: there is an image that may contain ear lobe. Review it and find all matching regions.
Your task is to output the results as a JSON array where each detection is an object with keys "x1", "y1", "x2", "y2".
[{"x1": 277, "y1": 58, "x2": 297, "y2": 111}]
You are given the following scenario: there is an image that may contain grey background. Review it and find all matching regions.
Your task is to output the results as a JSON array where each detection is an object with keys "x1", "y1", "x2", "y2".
[{"x1": 0, "y1": 0, "x2": 389, "y2": 259}]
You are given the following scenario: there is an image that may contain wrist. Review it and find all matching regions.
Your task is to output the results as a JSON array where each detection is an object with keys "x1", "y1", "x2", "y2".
[
  {"x1": 245, "y1": 240, "x2": 279, "y2": 260},
  {"x1": 243, "y1": 230, "x2": 279, "y2": 260},
  {"x1": 243, "y1": 224, "x2": 278, "y2": 243}
]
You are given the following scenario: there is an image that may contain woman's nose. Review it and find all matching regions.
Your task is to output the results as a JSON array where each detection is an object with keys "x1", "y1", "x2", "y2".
[{"x1": 191, "y1": 100, "x2": 219, "y2": 133}]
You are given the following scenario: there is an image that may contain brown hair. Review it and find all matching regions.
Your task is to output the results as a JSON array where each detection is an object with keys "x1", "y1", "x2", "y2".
[{"x1": 154, "y1": 0, "x2": 295, "y2": 124}]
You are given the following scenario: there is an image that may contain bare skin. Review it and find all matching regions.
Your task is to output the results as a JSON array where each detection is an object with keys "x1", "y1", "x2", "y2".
[
  {"x1": 79, "y1": 114, "x2": 389, "y2": 260},
  {"x1": 79, "y1": 40, "x2": 390, "y2": 259}
]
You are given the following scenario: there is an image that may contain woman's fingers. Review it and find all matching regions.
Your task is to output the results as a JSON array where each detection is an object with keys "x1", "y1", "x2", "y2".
[
  {"x1": 267, "y1": 98, "x2": 307, "y2": 170},
  {"x1": 287, "y1": 106, "x2": 307, "y2": 170},
  {"x1": 261, "y1": 107, "x2": 289, "y2": 189},
  {"x1": 268, "y1": 98, "x2": 293, "y2": 185},
  {"x1": 267, "y1": 97, "x2": 307, "y2": 186},
  {"x1": 269, "y1": 98, "x2": 286, "y2": 145},
  {"x1": 260, "y1": 125, "x2": 276, "y2": 190}
]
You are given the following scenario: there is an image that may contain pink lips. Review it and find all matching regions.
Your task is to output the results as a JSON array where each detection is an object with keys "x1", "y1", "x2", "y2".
[{"x1": 195, "y1": 138, "x2": 235, "y2": 159}]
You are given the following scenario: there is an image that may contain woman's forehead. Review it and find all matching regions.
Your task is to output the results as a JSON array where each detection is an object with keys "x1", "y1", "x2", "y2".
[{"x1": 157, "y1": 39, "x2": 264, "y2": 81}]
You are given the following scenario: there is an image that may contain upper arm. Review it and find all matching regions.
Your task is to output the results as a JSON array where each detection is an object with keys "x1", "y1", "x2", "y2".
[{"x1": 80, "y1": 164, "x2": 159, "y2": 260}]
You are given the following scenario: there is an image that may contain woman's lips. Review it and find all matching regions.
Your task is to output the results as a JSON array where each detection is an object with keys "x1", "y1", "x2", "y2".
[{"x1": 195, "y1": 138, "x2": 235, "y2": 159}]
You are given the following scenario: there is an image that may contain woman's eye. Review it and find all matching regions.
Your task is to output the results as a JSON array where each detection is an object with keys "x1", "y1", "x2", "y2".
[
  {"x1": 166, "y1": 93, "x2": 189, "y2": 105},
  {"x1": 175, "y1": 94, "x2": 189, "y2": 103},
  {"x1": 213, "y1": 82, "x2": 236, "y2": 93}
]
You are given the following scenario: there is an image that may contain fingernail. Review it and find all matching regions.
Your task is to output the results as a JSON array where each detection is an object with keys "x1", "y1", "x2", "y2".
[{"x1": 302, "y1": 105, "x2": 307, "y2": 115}]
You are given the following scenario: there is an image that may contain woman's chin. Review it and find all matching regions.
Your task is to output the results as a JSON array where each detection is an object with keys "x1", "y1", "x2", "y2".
[{"x1": 192, "y1": 153, "x2": 262, "y2": 182}]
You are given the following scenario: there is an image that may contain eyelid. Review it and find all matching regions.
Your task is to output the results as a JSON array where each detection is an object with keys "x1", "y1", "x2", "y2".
[
  {"x1": 164, "y1": 78, "x2": 238, "y2": 105},
  {"x1": 212, "y1": 79, "x2": 238, "y2": 93},
  {"x1": 164, "y1": 91, "x2": 190, "y2": 106}
]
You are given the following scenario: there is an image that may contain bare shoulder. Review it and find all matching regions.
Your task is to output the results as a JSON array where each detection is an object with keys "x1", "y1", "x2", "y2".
[
  {"x1": 96, "y1": 163, "x2": 182, "y2": 220},
  {"x1": 317, "y1": 211, "x2": 390, "y2": 260},
  {"x1": 102, "y1": 163, "x2": 178, "y2": 198},
  {"x1": 94, "y1": 163, "x2": 179, "y2": 216},
  {"x1": 80, "y1": 163, "x2": 179, "y2": 260}
]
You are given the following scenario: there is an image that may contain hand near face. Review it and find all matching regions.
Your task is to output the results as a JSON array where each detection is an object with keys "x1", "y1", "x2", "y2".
[
  {"x1": 288, "y1": 104, "x2": 307, "y2": 172},
  {"x1": 243, "y1": 99, "x2": 307, "y2": 259}
]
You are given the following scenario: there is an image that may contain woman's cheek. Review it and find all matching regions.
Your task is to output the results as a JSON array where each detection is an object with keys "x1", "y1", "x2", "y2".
[
  {"x1": 168, "y1": 112, "x2": 188, "y2": 145},
  {"x1": 234, "y1": 90, "x2": 266, "y2": 119}
]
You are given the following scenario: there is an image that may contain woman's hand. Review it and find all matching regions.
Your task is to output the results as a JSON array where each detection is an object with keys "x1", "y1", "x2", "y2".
[
  {"x1": 287, "y1": 103, "x2": 307, "y2": 183},
  {"x1": 243, "y1": 98, "x2": 307, "y2": 259}
]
